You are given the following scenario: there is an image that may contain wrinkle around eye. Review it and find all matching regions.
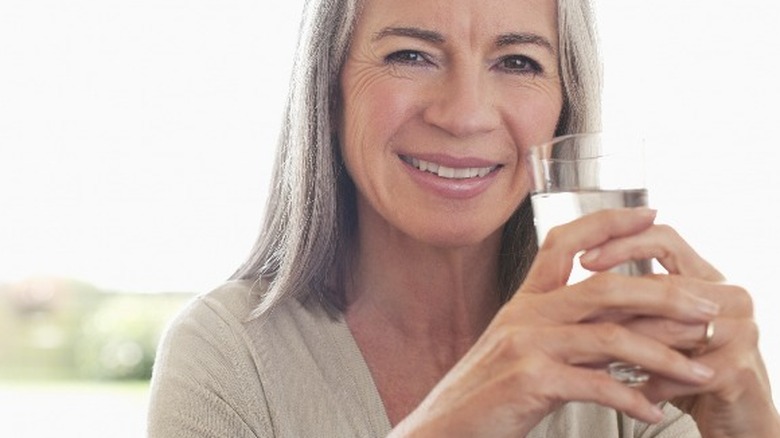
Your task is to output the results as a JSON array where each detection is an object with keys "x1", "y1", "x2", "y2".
[
  {"x1": 343, "y1": 58, "x2": 412, "y2": 100},
  {"x1": 385, "y1": 64, "x2": 417, "y2": 80}
]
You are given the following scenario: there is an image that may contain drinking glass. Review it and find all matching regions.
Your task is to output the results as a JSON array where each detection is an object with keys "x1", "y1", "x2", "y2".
[{"x1": 527, "y1": 131, "x2": 651, "y2": 386}]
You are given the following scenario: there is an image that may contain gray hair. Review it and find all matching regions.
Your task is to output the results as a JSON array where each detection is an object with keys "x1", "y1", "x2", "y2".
[{"x1": 231, "y1": 0, "x2": 602, "y2": 315}]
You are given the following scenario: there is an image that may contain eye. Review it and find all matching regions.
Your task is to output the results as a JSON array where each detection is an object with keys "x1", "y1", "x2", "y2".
[
  {"x1": 496, "y1": 55, "x2": 543, "y2": 75},
  {"x1": 384, "y1": 50, "x2": 433, "y2": 66}
]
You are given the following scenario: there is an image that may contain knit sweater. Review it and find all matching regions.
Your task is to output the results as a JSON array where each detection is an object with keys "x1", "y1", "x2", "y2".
[{"x1": 147, "y1": 281, "x2": 700, "y2": 437}]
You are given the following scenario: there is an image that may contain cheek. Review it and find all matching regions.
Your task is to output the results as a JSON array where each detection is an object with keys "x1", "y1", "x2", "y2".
[
  {"x1": 506, "y1": 88, "x2": 563, "y2": 155},
  {"x1": 338, "y1": 75, "x2": 415, "y2": 207},
  {"x1": 500, "y1": 87, "x2": 562, "y2": 202},
  {"x1": 340, "y1": 73, "x2": 419, "y2": 162}
]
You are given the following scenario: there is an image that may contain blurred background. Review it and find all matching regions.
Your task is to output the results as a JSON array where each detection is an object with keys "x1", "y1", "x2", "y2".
[{"x1": 0, "y1": 0, "x2": 777, "y2": 436}]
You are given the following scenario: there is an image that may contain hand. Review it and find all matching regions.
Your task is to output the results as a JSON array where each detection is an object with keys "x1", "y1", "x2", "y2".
[
  {"x1": 392, "y1": 208, "x2": 723, "y2": 437},
  {"x1": 577, "y1": 218, "x2": 780, "y2": 437}
]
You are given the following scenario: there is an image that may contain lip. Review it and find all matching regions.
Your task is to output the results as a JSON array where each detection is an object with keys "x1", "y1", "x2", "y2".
[{"x1": 398, "y1": 153, "x2": 502, "y2": 200}]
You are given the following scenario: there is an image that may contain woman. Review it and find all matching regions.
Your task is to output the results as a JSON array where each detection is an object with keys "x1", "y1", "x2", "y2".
[{"x1": 148, "y1": 0, "x2": 780, "y2": 436}]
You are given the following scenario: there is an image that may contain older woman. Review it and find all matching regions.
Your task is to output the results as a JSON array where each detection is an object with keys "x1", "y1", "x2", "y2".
[{"x1": 147, "y1": 0, "x2": 780, "y2": 436}]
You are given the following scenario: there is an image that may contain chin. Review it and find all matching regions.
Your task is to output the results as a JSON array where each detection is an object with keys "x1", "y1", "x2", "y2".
[{"x1": 408, "y1": 223, "x2": 502, "y2": 250}]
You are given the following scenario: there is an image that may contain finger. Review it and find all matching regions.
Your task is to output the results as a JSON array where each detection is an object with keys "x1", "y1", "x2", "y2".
[
  {"x1": 642, "y1": 319, "x2": 756, "y2": 406},
  {"x1": 511, "y1": 273, "x2": 720, "y2": 325},
  {"x1": 623, "y1": 317, "x2": 725, "y2": 354},
  {"x1": 542, "y1": 322, "x2": 715, "y2": 386},
  {"x1": 616, "y1": 275, "x2": 752, "y2": 319},
  {"x1": 684, "y1": 318, "x2": 753, "y2": 358},
  {"x1": 580, "y1": 224, "x2": 726, "y2": 283},
  {"x1": 665, "y1": 277, "x2": 752, "y2": 318},
  {"x1": 512, "y1": 359, "x2": 666, "y2": 424},
  {"x1": 523, "y1": 208, "x2": 657, "y2": 294},
  {"x1": 638, "y1": 318, "x2": 761, "y2": 403}
]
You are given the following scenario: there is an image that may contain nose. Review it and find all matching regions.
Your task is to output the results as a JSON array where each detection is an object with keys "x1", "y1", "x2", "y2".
[{"x1": 422, "y1": 68, "x2": 500, "y2": 138}]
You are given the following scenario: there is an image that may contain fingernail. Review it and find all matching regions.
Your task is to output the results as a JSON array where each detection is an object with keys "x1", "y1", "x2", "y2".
[
  {"x1": 636, "y1": 207, "x2": 658, "y2": 219},
  {"x1": 649, "y1": 404, "x2": 665, "y2": 422},
  {"x1": 580, "y1": 249, "x2": 600, "y2": 264},
  {"x1": 696, "y1": 298, "x2": 720, "y2": 318},
  {"x1": 690, "y1": 361, "x2": 715, "y2": 380}
]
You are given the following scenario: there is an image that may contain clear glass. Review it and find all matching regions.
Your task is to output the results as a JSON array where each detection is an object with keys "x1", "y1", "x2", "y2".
[{"x1": 527, "y1": 132, "x2": 651, "y2": 386}]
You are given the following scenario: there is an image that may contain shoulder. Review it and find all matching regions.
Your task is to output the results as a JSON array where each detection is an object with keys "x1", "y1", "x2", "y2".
[
  {"x1": 160, "y1": 279, "x2": 295, "y2": 338},
  {"x1": 151, "y1": 278, "x2": 318, "y2": 381},
  {"x1": 148, "y1": 278, "x2": 330, "y2": 393},
  {"x1": 147, "y1": 280, "x2": 273, "y2": 437},
  {"x1": 151, "y1": 280, "x2": 263, "y2": 361},
  {"x1": 150, "y1": 281, "x2": 387, "y2": 437},
  {"x1": 156, "y1": 279, "x2": 337, "y2": 365},
  {"x1": 191, "y1": 279, "x2": 264, "y2": 323}
]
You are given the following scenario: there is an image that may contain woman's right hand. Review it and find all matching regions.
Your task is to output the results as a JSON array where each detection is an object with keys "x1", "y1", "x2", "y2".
[{"x1": 390, "y1": 208, "x2": 722, "y2": 437}]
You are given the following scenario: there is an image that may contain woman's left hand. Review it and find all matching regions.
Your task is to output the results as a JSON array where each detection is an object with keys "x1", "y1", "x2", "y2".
[{"x1": 577, "y1": 223, "x2": 780, "y2": 437}]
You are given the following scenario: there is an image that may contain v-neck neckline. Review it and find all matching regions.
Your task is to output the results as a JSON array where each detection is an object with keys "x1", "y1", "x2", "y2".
[{"x1": 315, "y1": 304, "x2": 394, "y2": 434}]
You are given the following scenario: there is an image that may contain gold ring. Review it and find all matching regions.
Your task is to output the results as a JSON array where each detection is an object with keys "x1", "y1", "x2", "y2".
[{"x1": 694, "y1": 320, "x2": 716, "y2": 355}]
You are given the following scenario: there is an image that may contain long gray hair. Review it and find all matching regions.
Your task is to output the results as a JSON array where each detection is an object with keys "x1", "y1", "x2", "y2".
[{"x1": 231, "y1": 0, "x2": 602, "y2": 316}]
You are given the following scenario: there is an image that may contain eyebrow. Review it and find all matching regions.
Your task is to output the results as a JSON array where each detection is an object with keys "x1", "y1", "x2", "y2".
[
  {"x1": 372, "y1": 27, "x2": 445, "y2": 44},
  {"x1": 372, "y1": 26, "x2": 555, "y2": 54},
  {"x1": 496, "y1": 32, "x2": 556, "y2": 54}
]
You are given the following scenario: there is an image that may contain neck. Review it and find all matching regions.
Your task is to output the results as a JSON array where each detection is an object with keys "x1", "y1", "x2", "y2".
[{"x1": 344, "y1": 212, "x2": 503, "y2": 356}]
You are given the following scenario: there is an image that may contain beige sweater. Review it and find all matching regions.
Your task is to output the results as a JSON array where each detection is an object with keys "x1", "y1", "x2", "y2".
[{"x1": 147, "y1": 281, "x2": 700, "y2": 437}]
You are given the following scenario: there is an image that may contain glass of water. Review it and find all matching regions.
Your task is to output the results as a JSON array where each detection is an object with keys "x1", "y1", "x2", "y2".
[{"x1": 527, "y1": 131, "x2": 651, "y2": 386}]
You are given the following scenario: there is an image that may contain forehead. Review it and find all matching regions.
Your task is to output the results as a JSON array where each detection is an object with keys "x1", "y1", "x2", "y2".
[{"x1": 353, "y1": 0, "x2": 558, "y2": 44}]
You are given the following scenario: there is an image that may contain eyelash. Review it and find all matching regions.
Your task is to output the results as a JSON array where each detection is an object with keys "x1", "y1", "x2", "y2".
[
  {"x1": 496, "y1": 55, "x2": 543, "y2": 75},
  {"x1": 384, "y1": 50, "x2": 543, "y2": 75},
  {"x1": 384, "y1": 50, "x2": 433, "y2": 66}
]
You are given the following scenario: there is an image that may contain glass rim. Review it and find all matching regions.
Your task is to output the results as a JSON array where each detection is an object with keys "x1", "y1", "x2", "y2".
[{"x1": 528, "y1": 131, "x2": 645, "y2": 163}]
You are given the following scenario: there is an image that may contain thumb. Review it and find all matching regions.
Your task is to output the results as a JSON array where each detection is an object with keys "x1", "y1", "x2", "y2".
[{"x1": 521, "y1": 208, "x2": 657, "y2": 294}]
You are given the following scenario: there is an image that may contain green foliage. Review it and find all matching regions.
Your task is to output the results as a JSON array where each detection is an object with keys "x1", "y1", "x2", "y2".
[
  {"x1": 0, "y1": 278, "x2": 194, "y2": 381},
  {"x1": 74, "y1": 294, "x2": 192, "y2": 380}
]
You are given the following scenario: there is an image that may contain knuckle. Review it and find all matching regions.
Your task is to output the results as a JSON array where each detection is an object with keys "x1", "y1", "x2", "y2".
[
  {"x1": 728, "y1": 285, "x2": 754, "y2": 316},
  {"x1": 582, "y1": 272, "x2": 620, "y2": 296},
  {"x1": 487, "y1": 325, "x2": 525, "y2": 359},
  {"x1": 659, "y1": 318, "x2": 686, "y2": 337},
  {"x1": 595, "y1": 322, "x2": 625, "y2": 346},
  {"x1": 508, "y1": 356, "x2": 549, "y2": 388},
  {"x1": 655, "y1": 275, "x2": 681, "y2": 303},
  {"x1": 654, "y1": 223, "x2": 679, "y2": 239},
  {"x1": 542, "y1": 225, "x2": 567, "y2": 249},
  {"x1": 740, "y1": 319, "x2": 760, "y2": 346}
]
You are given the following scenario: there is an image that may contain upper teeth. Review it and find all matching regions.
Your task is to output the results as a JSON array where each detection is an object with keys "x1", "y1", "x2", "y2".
[{"x1": 406, "y1": 157, "x2": 495, "y2": 179}]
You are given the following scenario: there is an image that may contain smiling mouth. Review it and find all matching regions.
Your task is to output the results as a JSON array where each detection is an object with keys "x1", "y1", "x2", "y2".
[{"x1": 400, "y1": 156, "x2": 500, "y2": 180}]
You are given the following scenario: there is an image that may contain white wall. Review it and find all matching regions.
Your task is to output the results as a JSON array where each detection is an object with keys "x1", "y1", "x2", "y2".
[
  {"x1": 595, "y1": 0, "x2": 780, "y2": 403},
  {"x1": 0, "y1": 0, "x2": 303, "y2": 292}
]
